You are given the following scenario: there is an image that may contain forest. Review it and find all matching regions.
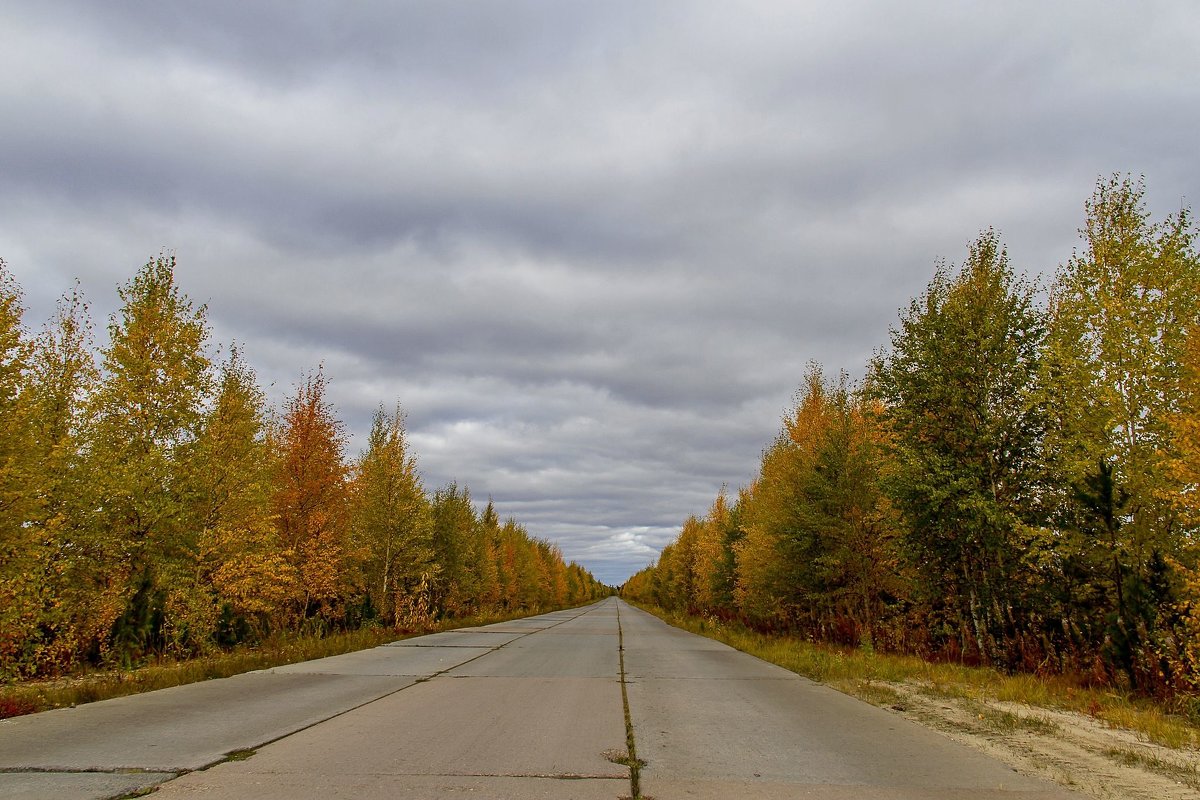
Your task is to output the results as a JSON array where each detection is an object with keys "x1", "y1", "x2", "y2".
[
  {"x1": 0, "y1": 256, "x2": 608, "y2": 679},
  {"x1": 623, "y1": 175, "x2": 1200, "y2": 700}
]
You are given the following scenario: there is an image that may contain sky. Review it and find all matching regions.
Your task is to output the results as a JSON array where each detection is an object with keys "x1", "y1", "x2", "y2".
[{"x1": 2, "y1": 2, "x2": 1198, "y2": 586}]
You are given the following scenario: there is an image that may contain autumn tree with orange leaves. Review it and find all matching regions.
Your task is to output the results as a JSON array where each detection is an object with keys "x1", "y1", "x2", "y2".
[{"x1": 273, "y1": 368, "x2": 352, "y2": 628}]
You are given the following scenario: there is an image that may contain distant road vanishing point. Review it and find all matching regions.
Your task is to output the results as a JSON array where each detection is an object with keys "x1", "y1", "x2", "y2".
[{"x1": 0, "y1": 597, "x2": 1077, "y2": 799}]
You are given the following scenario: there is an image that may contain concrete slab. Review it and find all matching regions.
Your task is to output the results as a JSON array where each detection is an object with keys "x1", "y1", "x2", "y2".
[
  {"x1": 154, "y1": 772, "x2": 626, "y2": 799},
  {"x1": 169, "y1": 675, "x2": 627, "y2": 780},
  {"x1": 447, "y1": 635, "x2": 619, "y2": 678},
  {"x1": 0, "y1": 602, "x2": 628, "y2": 799},
  {"x1": 451, "y1": 624, "x2": 552, "y2": 634},
  {"x1": 626, "y1": 641, "x2": 797, "y2": 680},
  {"x1": 462, "y1": 618, "x2": 557, "y2": 630},
  {"x1": 543, "y1": 618, "x2": 620, "y2": 636},
  {"x1": 0, "y1": 672, "x2": 417, "y2": 772},
  {"x1": 617, "y1": 601, "x2": 1079, "y2": 799},
  {"x1": 268, "y1": 643, "x2": 490, "y2": 676},
  {"x1": 0, "y1": 771, "x2": 176, "y2": 800},
  {"x1": 385, "y1": 629, "x2": 524, "y2": 648},
  {"x1": 628, "y1": 676, "x2": 1067, "y2": 792}
]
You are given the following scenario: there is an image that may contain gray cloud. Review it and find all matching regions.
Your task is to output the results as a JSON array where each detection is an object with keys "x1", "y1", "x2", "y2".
[{"x1": 3, "y1": 1, "x2": 1198, "y2": 584}]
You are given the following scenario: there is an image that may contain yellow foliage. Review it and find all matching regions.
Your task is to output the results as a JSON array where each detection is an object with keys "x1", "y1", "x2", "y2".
[
  {"x1": 1170, "y1": 327, "x2": 1200, "y2": 526},
  {"x1": 733, "y1": 522, "x2": 788, "y2": 624}
]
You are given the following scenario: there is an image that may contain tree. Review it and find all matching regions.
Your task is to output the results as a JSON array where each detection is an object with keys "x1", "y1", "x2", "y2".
[
  {"x1": 736, "y1": 364, "x2": 836, "y2": 628},
  {"x1": 691, "y1": 490, "x2": 736, "y2": 614},
  {"x1": 803, "y1": 380, "x2": 902, "y2": 646},
  {"x1": 732, "y1": 365, "x2": 901, "y2": 642},
  {"x1": 1172, "y1": 327, "x2": 1200, "y2": 526},
  {"x1": 0, "y1": 260, "x2": 39, "y2": 674},
  {"x1": 1043, "y1": 175, "x2": 1200, "y2": 688},
  {"x1": 473, "y1": 499, "x2": 502, "y2": 609},
  {"x1": 1165, "y1": 327, "x2": 1200, "y2": 689},
  {"x1": 196, "y1": 347, "x2": 296, "y2": 641},
  {"x1": 428, "y1": 483, "x2": 480, "y2": 614},
  {"x1": 23, "y1": 284, "x2": 100, "y2": 672},
  {"x1": 273, "y1": 368, "x2": 351, "y2": 628},
  {"x1": 350, "y1": 404, "x2": 432, "y2": 626},
  {"x1": 89, "y1": 254, "x2": 214, "y2": 662},
  {"x1": 871, "y1": 231, "x2": 1047, "y2": 665}
]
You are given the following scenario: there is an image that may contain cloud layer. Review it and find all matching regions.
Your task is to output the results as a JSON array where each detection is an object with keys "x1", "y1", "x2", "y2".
[{"x1": 3, "y1": 2, "x2": 1198, "y2": 584}]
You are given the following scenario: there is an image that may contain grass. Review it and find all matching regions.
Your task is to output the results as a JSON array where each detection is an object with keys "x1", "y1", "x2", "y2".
[
  {"x1": 630, "y1": 601, "x2": 1200, "y2": 751},
  {"x1": 0, "y1": 606, "x2": 566, "y2": 719}
]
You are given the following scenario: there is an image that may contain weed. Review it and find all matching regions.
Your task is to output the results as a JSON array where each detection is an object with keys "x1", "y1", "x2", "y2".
[
  {"x1": 0, "y1": 695, "x2": 37, "y2": 718},
  {"x1": 849, "y1": 680, "x2": 902, "y2": 707}
]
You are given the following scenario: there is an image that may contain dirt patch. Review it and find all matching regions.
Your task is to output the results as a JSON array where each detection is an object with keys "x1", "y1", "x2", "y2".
[{"x1": 873, "y1": 680, "x2": 1200, "y2": 799}]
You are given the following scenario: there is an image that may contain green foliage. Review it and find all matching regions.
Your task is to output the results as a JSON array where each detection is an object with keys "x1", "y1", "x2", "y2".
[
  {"x1": 871, "y1": 230, "x2": 1047, "y2": 666},
  {"x1": 0, "y1": 255, "x2": 606, "y2": 680},
  {"x1": 428, "y1": 483, "x2": 475, "y2": 613},
  {"x1": 1041, "y1": 176, "x2": 1200, "y2": 691},
  {"x1": 626, "y1": 176, "x2": 1200, "y2": 699}
]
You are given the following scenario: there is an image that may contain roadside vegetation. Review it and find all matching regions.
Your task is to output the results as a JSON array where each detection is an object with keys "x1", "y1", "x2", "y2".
[
  {"x1": 632, "y1": 602, "x2": 1200, "y2": 750},
  {"x1": 0, "y1": 253, "x2": 609, "y2": 692},
  {"x1": 0, "y1": 604, "x2": 579, "y2": 720},
  {"x1": 623, "y1": 175, "x2": 1200, "y2": 707},
  {"x1": 632, "y1": 602, "x2": 1200, "y2": 799}
]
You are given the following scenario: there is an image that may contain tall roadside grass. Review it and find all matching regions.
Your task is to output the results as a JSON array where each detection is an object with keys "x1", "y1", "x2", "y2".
[
  {"x1": 629, "y1": 601, "x2": 1200, "y2": 751},
  {"x1": 0, "y1": 606, "x2": 571, "y2": 719}
]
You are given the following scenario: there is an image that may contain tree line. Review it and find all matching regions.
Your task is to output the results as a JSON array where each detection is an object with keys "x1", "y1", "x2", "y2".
[
  {"x1": 623, "y1": 175, "x2": 1200, "y2": 699},
  {"x1": 0, "y1": 256, "x2": 608, "y2": 678}
]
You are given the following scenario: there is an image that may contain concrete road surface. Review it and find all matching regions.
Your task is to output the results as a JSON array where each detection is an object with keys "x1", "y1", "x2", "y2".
[{"x1": 0, "y1": 598, "x2": 1078, "y2": 799}]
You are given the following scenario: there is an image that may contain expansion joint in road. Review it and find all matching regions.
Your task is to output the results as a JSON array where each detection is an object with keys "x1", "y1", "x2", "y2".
[{"x1": 615, "y1": 601, "x2": 644, "y2": 800}]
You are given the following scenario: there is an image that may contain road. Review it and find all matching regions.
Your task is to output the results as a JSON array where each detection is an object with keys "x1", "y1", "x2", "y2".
[{"x1": 0, "y1": 597, "x2": 1077, "y2": 799}]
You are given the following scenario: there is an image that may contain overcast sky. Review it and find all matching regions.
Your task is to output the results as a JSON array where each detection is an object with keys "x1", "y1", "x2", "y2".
[{"x1": 2, "y1": 2, "x2": 1197, "y2": 585}]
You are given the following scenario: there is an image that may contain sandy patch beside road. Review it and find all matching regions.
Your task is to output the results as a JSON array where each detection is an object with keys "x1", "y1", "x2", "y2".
[{"x1": 876, "y1": 681, "x2": 1200, "y2": 800}]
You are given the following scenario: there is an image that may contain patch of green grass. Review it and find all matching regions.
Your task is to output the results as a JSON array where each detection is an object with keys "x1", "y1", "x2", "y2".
[
  {"x1": 628, "y1": 601, "x2": 1200, "y2": 750},
  {"x1": 223, "y1": 748, "x2": 256, "y2": 762}
]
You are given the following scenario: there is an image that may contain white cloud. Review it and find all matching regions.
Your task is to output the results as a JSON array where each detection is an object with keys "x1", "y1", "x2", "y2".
[{"x1": 3, "y1": 1, "x2": 1199, "y2": 583}]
